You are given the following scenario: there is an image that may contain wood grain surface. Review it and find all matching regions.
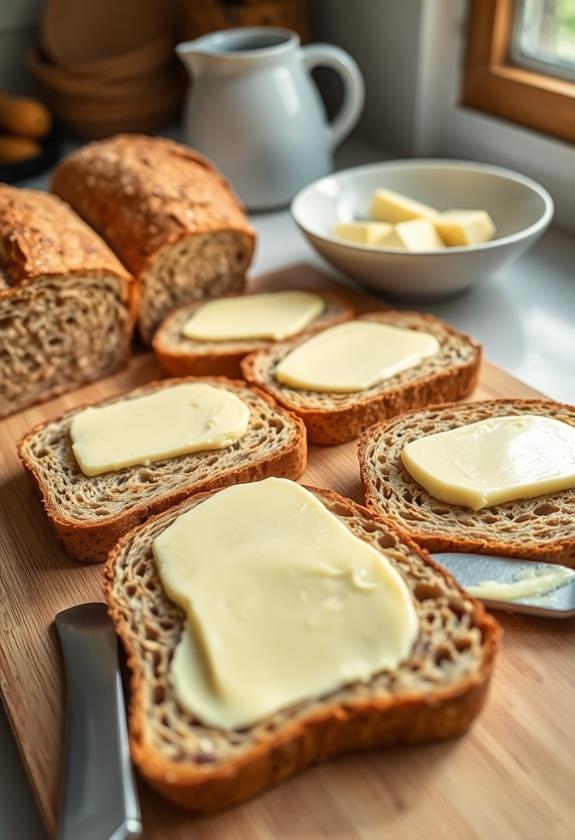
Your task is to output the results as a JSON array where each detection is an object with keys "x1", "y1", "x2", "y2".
[{"x1": 0, "y1": 264, "x2": 573, "y2": 840}]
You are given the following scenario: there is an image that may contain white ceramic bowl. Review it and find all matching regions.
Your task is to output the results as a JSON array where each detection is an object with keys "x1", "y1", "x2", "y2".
[{"x1": 291, "y1": 159, "x2": 554, "y2": 301}]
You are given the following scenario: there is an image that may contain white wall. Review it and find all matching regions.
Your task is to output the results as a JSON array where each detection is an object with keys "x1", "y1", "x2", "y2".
[
  {"x1": 415, "y1": 0, "x2": 575, "y2": 231},
  {"x1": 309, "y1": 0, "x2": 423, "y2": 154},
  {"x1": 312, "y1": 0, "x2": 575, "y2": 231}
]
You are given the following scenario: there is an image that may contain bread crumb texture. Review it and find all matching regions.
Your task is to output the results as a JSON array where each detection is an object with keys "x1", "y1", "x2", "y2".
[
  {"x1": 360, "y1": 399, "x2": 575, "y2": 565},
  {"x1": 104, "y1": 486, "x2": 499, "y2": 812}
]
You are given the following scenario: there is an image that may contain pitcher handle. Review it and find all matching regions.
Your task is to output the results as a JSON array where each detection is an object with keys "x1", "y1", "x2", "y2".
[{"x1": 301, "y1": 43, "x2": 365, "y2": 150}]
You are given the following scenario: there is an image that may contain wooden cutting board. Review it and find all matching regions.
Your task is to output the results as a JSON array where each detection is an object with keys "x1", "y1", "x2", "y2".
[{"x1": 0, "y1": 264, "x2": 573, "y2": 840}]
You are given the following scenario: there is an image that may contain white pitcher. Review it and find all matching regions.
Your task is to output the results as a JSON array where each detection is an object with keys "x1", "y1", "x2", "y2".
[{"x1": 176, "y1": 27, "x2": 364, "y2": 210}]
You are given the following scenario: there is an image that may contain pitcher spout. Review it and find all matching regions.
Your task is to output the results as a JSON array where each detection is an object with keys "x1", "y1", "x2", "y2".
[
  {"x1": 176, "y1": 27, "x2": 299, "y2": 79},
  {"x1": 175, "y1": 40, "x2": 210, "y2": 77}
]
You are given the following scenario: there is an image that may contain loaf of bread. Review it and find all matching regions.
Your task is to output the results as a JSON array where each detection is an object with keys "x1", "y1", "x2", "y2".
[
  {"x1": 105, "y1": 483, "x2": 500, "y2": 812},
  {"x1": 51, "y1": 135, "x2": 256, "y2": 343},
  {"x1": 0, "y1": 185, "x2": 136, "y2": 418},
  {"x1": 242, "y1": 311, "x2": 481, "y2": 444},
  {"x1": 359, "y1": 399, "x2": 575, "y2": 565},
  {"x1": 152, "y1": 289, "x2": 355, "y2": 378},
  {"x1": 18, "y1": 376, "x2": 307, "y2": 563}
]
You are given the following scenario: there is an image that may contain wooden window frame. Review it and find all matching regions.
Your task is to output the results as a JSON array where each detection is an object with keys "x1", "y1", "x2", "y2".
[{"x1": 462, "y1": 0, "x2": 575, "y2": 144}]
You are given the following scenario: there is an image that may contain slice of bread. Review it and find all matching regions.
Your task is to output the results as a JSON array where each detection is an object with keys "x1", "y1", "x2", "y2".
[
  {"x1": 18, "y1": 377, "x2": 306, "y2": 564},
  {"x1": 152, "y1": 289, "x2": 355, "y2": 378},
  {"x1": 105, "y1": 484, "x2": 500, "y2": 813},
  {"x1": 241, "y1": 311, "x2": 481, "y2": 445},
  {"x1": 359, "y1": 399, "x2": 575, "y2": 566}
]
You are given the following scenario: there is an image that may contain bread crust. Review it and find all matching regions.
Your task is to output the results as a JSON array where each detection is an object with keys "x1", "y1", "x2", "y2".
[
  {"x1": 51, "y1": 134, "x2": 256, "y2": 280},
  {"x1": 152, "y1": 289, "x2": 356, "y2": 378},
  {"x1": 51, "y1": 135, "x2": 255, "y2": 344},
  {"x1": 0, "y1": 184, "x2": 134, "y2": 288},
  {"x1": 17, "y1": 376, "x2": 307, "y2": 563},
  {"x1": 241, "y1": 312, "x2": 482, "y2": 445},
  {"x1": 0, "y1": 185, "x2": 138, "y2": 416},
  {"x1": 359, "y1": 399, "x2": 575, "y2": 566},
  {"x1": 104, "y1": 485, "x2": 500, "y2": 813}
]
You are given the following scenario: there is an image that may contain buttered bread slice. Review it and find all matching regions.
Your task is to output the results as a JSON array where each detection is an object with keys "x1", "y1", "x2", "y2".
[
  {"x1": 242, "y1": 311, "x2": 481, "y2": 444},
  {"x1": 152, "y1": 288, "x2": 354, "y2": 377},
  {"x1": 105, "y1": 478, "x2": 499, "y2": 812},
  {"x1": 359, "y1": 399, "x2": 575, "y2": 565},
  {"x1": 154, "y1": 480, "x2": 419, "y2": 730},
  {"x1": 18, "y1": 377, "x2": 306, "y2": 563}
]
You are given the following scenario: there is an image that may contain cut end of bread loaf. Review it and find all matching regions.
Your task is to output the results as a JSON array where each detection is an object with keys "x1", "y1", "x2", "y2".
[
  {"x1": 359, "y1": 399, "x2": 575, "y2": 566},
  {"x1": 138, "y1": 231, "x2": 253, "y2": 344},
  {"x1": 17, "y1": 377, "x2": 306, "y2": 563},
  {"x1": 0, "y1": 183, "x2": 136, "y2": 418},
  {"x1": 105, "y1": 485, "x2": 499, "y2": 813},
  {"x1": 152, "y1": 289, "x2": 355, "y2": 378},
  {"x1": 241, "y1": 311, "x2": 481, "y2": 445},
  {"x1": 0, "y1": 272, "x2": 135, "y2": 418},
  {"x1": 50, "y1": 134, "x2": 257, "y2": 345}
]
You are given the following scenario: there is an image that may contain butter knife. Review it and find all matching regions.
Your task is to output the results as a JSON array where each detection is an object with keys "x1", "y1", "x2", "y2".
[
  {"x1": 55, "y1": 603, "x2": 142, "y2": 840},
  {"x1": 433, "y1": 552, "x2": 575, "y2": 618}
]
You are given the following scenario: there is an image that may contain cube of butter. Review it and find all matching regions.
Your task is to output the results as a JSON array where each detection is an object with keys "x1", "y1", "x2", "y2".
[
  {"x1": 370, "y1": 188, "x2": 438, "y2": 223},
  {"x1": 333, "y1": 221, "x2": 393, "y2": 245},
  {"x1": 379, "y1": 219, "x2": 445, "y2": 251},
  {"x1": 435, "y1": 209, "x2": 496, "y2": 246}
]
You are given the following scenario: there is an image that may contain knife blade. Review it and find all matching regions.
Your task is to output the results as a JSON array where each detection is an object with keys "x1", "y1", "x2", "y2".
[
  {"x1": 55, "y1": 602, "x2": 142, "y2": 840},
  {"x1": 432, "y1": 552, "x2": 575, "y2": 618}
]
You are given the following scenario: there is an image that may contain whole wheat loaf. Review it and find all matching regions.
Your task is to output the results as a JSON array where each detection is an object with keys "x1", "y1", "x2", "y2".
[
  {"x1": 105, "y1": 483, "x2": 500, "y2": 813},
  {"x1": 18, "y1": 377, "x2": 306, "y2": 563},
  {"x1": 0, "y1": 185, "x2": 136, "y2": 418},
  {"x1": 51, "y1": 135, "x2": 256, "y2": 343},
  {"x1": 359, "y1": 399, "x2": 575, "y2": 566},
  {"x1": 242, "y1": 311, "x2": 481, "y2": 445},
  {"x1": 152, "y1": 289, "x2": 355, "y2": 378}
]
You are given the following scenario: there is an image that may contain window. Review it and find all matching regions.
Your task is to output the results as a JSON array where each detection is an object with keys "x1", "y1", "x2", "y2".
[
  {"x1": 512, "y1": 0, "x2": 575, "y2": 82},
  {"x1": 462, "y1": 0, "x2": 575, "y2": 143}
]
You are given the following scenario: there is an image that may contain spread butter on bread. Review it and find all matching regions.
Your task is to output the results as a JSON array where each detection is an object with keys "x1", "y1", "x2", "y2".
[
  {"x1": 360, "y1": 399, "x2": 575, "y2": 566},
  {"x1": 105, "y1": 480, "x2": 500, "y2": 812},
  {"x1": 152, "y1": 288, "x2": 355, "y2": 378},
  {"x1": 18, "y1": 377, "x2": 307, "y2": 563},
  {"x1": 242, "y1": 311, "x2": 481, "y2": 445}
]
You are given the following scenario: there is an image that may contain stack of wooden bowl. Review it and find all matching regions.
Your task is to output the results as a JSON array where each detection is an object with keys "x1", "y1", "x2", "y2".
[
  {"x1": 181, "y1": 0, "x2": 309, "y2": 41},
  {"x1": 29, "y1": 0, "x2": 184, "y2": 139}
]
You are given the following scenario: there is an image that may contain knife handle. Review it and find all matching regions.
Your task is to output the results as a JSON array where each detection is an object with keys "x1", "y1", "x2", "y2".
[{"x1": 55, "y1": 603, "x2": 142, "y2": 840}]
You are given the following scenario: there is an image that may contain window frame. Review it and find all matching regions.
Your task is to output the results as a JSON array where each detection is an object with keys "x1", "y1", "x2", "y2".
[{"x1": 462, "y1": 0, "x2": 575, "y2": 144}]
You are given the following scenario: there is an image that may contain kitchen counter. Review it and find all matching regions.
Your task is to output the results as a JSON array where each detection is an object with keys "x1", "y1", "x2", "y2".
[
  {"x1": 253, "y1": 211, "x2": 575, "y2": 404},
  {"x1": 1, "y1": 143, "x2": 574, "y2": 839}
]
